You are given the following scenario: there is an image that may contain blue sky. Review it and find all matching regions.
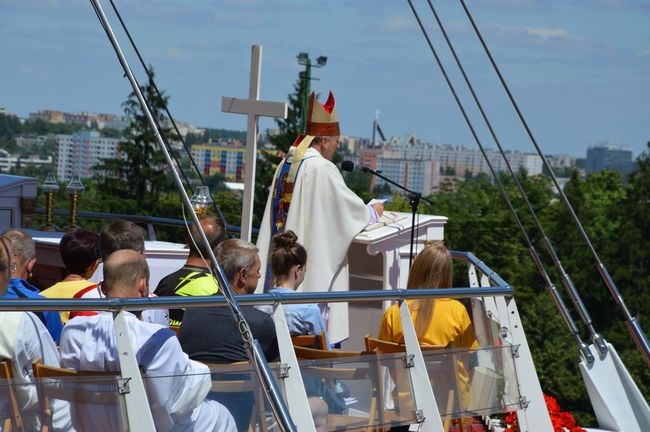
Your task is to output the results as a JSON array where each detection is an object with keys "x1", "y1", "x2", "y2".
[{"x1": 1, "y1": 0, "x2": 649, "y2": 158}]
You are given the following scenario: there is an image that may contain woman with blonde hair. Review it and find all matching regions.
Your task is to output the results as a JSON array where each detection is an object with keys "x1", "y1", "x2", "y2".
[
  {"x1": 377, "y1": 242, "x2": 478, "y2": 425},
  {"x1": 378, "y1": 242, "x2": 477, "y2": 349}
]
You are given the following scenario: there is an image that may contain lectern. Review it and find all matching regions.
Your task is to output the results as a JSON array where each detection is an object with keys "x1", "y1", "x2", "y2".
[{"x1": 343, "y1": 212, "x2": 448, "y2": 349}]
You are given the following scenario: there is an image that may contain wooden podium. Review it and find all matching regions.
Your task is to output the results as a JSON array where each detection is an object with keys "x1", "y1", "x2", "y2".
[{"x1": 342, "y1": 212, "x2": 448, "y2": 349}]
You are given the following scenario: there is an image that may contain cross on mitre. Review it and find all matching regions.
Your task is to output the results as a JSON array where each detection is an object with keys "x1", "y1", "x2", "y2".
[{"x1": 221, "y1": 45, "x2": 287, "y2": 241}]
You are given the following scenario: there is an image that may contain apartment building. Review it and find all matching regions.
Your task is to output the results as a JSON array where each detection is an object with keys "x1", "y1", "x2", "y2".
[
  {"x1": 354, "y1": 138, "x2": 542, "y2": 196},
  {"x1": 585, "y1": 144, "x2": 635, "y2": 177},
  {"x1": 0, "y1": 149, "x2": 53, "y2": 173},
  {"x1": 54, "y1": 130, "x2": 120, "y2": 181},
  {"x1": 191, "y1": 140, "x2": 246, "y2": 181}
]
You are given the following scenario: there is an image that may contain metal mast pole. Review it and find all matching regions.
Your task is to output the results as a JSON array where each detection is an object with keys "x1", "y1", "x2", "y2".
[{"x1": 88, "y1": 1, "x2": 296, "y2": 429}]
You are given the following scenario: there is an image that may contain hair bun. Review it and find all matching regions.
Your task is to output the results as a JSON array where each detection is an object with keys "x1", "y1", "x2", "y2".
[
  {"x1": 272, "y1": 230, "x2": 298, "y2": 249},
  {"x1": 424, "y1": 240, "x2": 444, "y2": 248}
]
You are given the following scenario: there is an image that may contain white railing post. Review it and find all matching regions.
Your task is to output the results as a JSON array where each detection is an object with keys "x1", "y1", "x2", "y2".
[
  {"x1": 272, "y1": 304, "x2": 316, "y2": 431},
  {"x1": 498, "y1": 296, "x2": 553, "y2": 431},
  {"x1": 399, "y1": 301, "x2": 445, "y2": 432},
  {"x1": 114, "y1": 311, "x2": 157, "y2": 431}
]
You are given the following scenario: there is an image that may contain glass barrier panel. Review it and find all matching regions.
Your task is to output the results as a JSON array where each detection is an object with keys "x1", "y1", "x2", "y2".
[
  {"x1": 299, "y1": 352, "x2": 418, "y2": 431},
  {"x1": 17, "y1": 362, "x2": 292, "y2": 432},
  {"x1": 29, "y1": 373, "x2": 129, "y2": 431},
  {"x1": 202, "y1": 361, "x2": 286, "y2": 432},
  {"x1": 422, "y1": 345, "x2": 521, "y2": 420}
]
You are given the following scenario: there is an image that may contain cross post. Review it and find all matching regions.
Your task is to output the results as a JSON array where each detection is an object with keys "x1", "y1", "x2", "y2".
[{"x1": 222, "y1": 45, "x2": 287, "y2": 241}]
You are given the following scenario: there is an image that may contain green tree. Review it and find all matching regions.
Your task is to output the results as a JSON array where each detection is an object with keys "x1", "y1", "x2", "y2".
[
  {"x1": 101, "y1": 128, "x2": 122, "y2": 138},
  {"x1": 205, "y1": 172, "x2": 229, "y2": 193},
  {"x1": 604, "y1": 143, "x2": 650, "y2": 396},
  {"x1": 0, "y1": 113, "x2": 22, "y2": 152},
  {"x1": 92, "y1": 68, "x2": 179, "y2": 216},
  {"x1": 22, "y1": 118, "x2": 82, "y2": 135},
  {"x1": 9, "y1": 162, "x2": 53, "y2": 179},
  {"x1": 343, "y1": 169, "x2": 372, "y2": 202}
]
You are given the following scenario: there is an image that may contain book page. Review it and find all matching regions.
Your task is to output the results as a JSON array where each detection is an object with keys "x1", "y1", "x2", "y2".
[{"x1": 364, "y1": 212, "x2": 408, "y2": 231}]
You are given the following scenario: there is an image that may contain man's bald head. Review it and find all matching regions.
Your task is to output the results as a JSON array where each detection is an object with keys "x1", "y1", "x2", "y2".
[{"x1": 102, "y1": 249, "x2": 150, "y2": 299}]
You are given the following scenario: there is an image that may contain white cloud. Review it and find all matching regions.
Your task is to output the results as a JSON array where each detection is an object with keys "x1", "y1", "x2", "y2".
[
  {"x1": 377, "y1": 15, "x2": 413, "y2": 32},
  {"x1": 525, "y1": 26, "x2": 571, "y2": 40},
  {"x1": 488, "y1": 23, "x2": 585, "y2": 45}
]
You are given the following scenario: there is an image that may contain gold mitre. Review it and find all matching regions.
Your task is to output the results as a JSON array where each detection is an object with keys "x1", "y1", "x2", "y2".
[
  {"x1": 305, "y1": 90, "x2": 340, "y2": 136},
  {"x1": 287, "y1": 91, "x2": 340, "y2": 182}
]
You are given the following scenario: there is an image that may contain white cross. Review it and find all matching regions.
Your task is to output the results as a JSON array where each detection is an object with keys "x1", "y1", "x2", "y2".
[{"x1": 222, "y1": 45, "x2": 287, "y2": 242}]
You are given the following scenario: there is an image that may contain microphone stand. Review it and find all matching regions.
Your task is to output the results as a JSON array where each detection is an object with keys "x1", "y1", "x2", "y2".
[{"x1": 362, "y1": 167, "x2": 432, "y2": 267}]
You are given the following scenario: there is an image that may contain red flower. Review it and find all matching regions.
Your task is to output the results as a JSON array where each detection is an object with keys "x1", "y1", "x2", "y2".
[{"x1": 504, "y1": 393, "x2": 585, "y2": 432}]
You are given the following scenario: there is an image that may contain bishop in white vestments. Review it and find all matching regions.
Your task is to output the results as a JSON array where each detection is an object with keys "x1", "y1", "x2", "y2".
[{"x1": 256, "y1": 91, "x2": 382, "y2": 344}]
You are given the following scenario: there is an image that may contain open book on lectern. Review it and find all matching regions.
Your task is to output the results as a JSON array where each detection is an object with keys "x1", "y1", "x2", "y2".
[{"x1": 364, "y1": 212, "x2": 408, "y2": 231}]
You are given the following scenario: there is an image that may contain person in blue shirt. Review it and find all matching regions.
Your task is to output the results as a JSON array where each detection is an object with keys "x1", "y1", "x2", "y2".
[
  {"x1": 1, "y1": 229, "x2": 63, "y2": 343},
  {"x1": 257, "y1": 230, "x2": 327, "y2": 343}
]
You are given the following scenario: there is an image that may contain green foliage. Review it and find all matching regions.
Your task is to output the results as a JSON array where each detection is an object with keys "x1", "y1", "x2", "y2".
[
  {"x1": 0, "y1": 112, "x2": 90, "y2": 156},
  {"x1": 9, "y1": 163, "x2": 53, "y2": 179},
  {"x1": 205, "y1": 172, "x2": 229, "y2": 193},
  {"x1": 101, "y1": 128, "x2": 122, "y2": 138},
  {"x1": 214, "y1": 190, "x2": 243, "y2": 228},
  {"x1": 343, "y1": 169, "x2": 372, "y2": 203},
  {"x1": 0, "y1": 113, "x2": 22, "y2": 152},
  {"x1": 443, "y1": 165, "x2": 456, "y2": 176},
  {"x1": 542, "y1": 164, "x2": 575, "y2": 178},
  {"x1": 22, "y1": 118, "x2": 85, "y2": 135}
]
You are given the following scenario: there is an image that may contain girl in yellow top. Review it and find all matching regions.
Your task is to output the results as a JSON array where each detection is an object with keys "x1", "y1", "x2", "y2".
[
  {"x1": 377, "y1": 242, "x2": 478, "y2": 416},
  {"x1": 378, "y1": 242, "x2": 477, "y2": 349}
]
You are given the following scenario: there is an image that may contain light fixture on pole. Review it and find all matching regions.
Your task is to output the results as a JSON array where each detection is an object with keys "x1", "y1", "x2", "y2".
[
  {"x1": 297, "y1": 52, "x2": 327, "y2": 133},
  {"x1": 190, "y1": 186, "x2": 213, "y2": 217},
  {"x1": 66, "y1": 175, "x2": 85, "y2": 232},
  {"x1": 41, "y1": 173, "x2": 60, "y2": 232}
]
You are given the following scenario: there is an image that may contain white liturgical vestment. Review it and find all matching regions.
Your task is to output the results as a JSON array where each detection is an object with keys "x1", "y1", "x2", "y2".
[
  {"x1": 59, "y1": 311, "x2": 236, "y2": 432},
  {"x1": 256, "y1": 147, "x2": 370, "y2": 343},
  {"x1": 0, "y1": 311, "x2": 73, "y2": 431}
]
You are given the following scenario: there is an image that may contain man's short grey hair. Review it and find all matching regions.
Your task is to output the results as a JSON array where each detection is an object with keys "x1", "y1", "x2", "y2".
[
  {"x1": 216, "y1": 239, "x2": 258, "y2": 283},
  {"x1": 1, "y1": 229, "x2": 35, "y2": 261}
]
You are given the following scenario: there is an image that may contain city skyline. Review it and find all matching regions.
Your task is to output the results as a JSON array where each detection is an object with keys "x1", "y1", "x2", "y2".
[{"x1": 2, "y1": 1, "x2": 649, "y2": 158}]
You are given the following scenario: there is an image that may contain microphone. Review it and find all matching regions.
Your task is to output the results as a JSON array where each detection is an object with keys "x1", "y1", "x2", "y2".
[
  {"x1": 341, "y1": 160, "x2": 355, "y2": 172},
  {"x1": 341, "y1": 160, "x2": 380, "y2": 174}
]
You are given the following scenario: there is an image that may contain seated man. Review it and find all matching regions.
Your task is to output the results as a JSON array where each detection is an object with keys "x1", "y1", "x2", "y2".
[
  {"x1": 155, "y1": 215, "x2": 224, "y2": 326},
  {"x1": 179, "y1": 238, "x2": 278, "y2": 363},
  {"x1": 0, "y1": 229, "x2": 63, "y2": 343},
  {"x1": 59, "y1": 249, "x2": 236, "y2": 432},
  {"x1": 179, "y1": 239, "x2": 279, "y2": 432},
  {"x1": 41, "y1": 229, "x2": 101, "y2": 324},
  {"x1": 0, "y1": 236, "x2": 72, "y2": 431}
]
